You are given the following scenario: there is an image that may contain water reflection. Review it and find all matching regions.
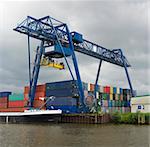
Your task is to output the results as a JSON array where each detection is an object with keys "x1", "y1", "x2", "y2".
[{"x1": 0, "y1": 123, "x2": 149, "y2": 147}]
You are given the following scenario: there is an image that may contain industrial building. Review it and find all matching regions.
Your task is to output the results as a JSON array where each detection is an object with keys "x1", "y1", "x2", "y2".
[{"x1": 131, "y1": 95, "x2": 150, "y2": 113}]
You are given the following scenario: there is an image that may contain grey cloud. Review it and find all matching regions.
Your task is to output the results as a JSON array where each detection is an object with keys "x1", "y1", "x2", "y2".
[{"x1": 0, "y1": 1, "x2": 149, "y2": 95}]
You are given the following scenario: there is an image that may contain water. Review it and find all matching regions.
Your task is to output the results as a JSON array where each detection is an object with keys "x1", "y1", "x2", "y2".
[{"x1": 0, "y1": 123, "x2": 149, "y2": 147}]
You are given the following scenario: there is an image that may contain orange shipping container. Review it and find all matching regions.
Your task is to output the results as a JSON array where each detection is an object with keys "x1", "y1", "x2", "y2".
[
  {"x1": 24, "y1": 84, "x2": 46, "y2": 93},
  {"x1": 33, "y1": 100, "x2": 46, "y2": 109},
  {"x1": 0, "y1": 108, "x2": 28, "y2": 112},
  {"x1": 0, "y1": 103, "x2": 7, "y2": 109},
  {"x1": 0, "y1": 97, "x2": 8, "y2": 103},
  {"x1": 110, "y1": 94, "x2": 113, "y2": 100},
  {"x1": 8, "y1": 101, "x2": 25, "y2": 108},
  {"x1": 90, "y1": 84, "x2": 95, "y2": 91},
  {"x1": 24, "y1": 92, "x2": 46, "y2": 100}
]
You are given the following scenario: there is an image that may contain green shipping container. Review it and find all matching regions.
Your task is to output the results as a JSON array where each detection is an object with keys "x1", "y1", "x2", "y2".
[
  {"x1": 9, "y1": 93, "x2": 24, "y2": 101},
  {"x1": 102, "y1": 93, "x2": 109, "y2": 100},
  {"x1": 112, "y1": 100, "x2": 115, "y2": 107},
  {"x1": 118, "y1": 100, "x2": 122, "y2": 107},
  {"x1": 115, "y1": 100, "x2": 119, "y2": 107}
]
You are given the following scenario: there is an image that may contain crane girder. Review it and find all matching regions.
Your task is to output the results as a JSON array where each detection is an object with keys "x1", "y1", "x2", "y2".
[{"x1": 13, "y1": 16, "x2": 130, "y2": 67}]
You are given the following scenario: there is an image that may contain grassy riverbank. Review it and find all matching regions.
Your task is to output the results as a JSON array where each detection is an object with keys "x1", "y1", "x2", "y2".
[{"x1": 111, "y1": 112, "x2": 150, "y2": 124}]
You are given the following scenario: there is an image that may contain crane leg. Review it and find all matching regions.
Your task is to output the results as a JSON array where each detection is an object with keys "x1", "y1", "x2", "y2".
[
  {"x1": 94, "y1": 60, "x2": 102, "y2": 111},
  {"x1": 65, "y1": 25, "x2": 85, "y2": 112},
  {"x1": 120, "y1": 49, "x2": 134, "y2": 97},
  {"x1": 29, "y1": 41, "x2": 44, "y2": 107}
]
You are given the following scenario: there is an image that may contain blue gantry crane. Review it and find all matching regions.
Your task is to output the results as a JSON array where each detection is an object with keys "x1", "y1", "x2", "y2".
[{"x1": 14, "y1": 16, "x2": 134, "y2": 112}]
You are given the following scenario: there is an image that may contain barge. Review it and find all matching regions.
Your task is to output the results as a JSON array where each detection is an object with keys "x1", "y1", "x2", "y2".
[{"x1": 0, "y1": 110, "x2": 62, "y2": 123}]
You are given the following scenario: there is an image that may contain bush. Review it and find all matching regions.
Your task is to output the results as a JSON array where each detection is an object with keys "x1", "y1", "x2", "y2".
[
  {"x1": 111, "y1": 112, "x2": 150, "y2": 124},
  {"x1": 111, "y1": 112, "x2": 121, "y2": 123}
]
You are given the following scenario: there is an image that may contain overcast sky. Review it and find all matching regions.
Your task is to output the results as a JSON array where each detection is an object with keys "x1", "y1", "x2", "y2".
[{"x1": 0, "y1": 0, "x2": 149, "y2": 95}]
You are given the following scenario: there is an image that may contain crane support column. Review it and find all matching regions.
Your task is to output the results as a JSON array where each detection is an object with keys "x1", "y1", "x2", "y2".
[
  {"x1": 94, "y1": 60, "x2": 102, "y2": 111},
  {"x1": 29, "y1": 41, "x2": 44, "y2": 107},
  {"x1": 121, "y1": 50, "x2": 134, "y2": 97},
  {"x1": 27, "y1": 35, "x2": 32, "y2": 88},
  {"x1": 65, "y1": 25, "x2": 85, "y2": 111}
]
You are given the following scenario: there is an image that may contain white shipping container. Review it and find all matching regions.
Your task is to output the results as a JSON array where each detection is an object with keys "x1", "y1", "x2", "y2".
[
  {"x1": 116, "y1": 88, "x2": 120, "y2": 94},
  {"x1": 99, "y1": 86, "x2": 104, "y2": 93},
  {"x1": 87, "y1": 83, "x2": 91, "y2": 91}
]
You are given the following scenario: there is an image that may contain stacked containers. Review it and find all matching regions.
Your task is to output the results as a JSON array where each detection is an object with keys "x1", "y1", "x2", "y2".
[
  {"x1": 45, "y1": 80, "x2": 79, "y2": 113},
  {"x1": 0, "y1": 92, "x2": 27, "y2": 112},
  {"x1": 95, "y1": 85, "x2": 133, "y2": 113},
  {"x1": 0, "y1": 92, "x2": 11, "y2": 109},
  {"x1": 24, "y1": 84, "x2": 46, "y2": 109},
  {"x1": 8, "y1": 93, "x2": 25, "y2": 108}
]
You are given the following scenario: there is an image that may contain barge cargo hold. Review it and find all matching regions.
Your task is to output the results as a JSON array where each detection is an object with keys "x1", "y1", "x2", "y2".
[{"x1": 0, "y1": 110, "x2": 62, "y2": 123}]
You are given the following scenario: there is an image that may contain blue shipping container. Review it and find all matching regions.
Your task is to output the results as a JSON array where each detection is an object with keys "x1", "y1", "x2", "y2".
[
  {"x1": 0, "y1": 92, "x2": 12, "y2": 98},
  {"x1": 113, "y1": 87, "x2": 117, "y2": 94},
  {"x1": 46, "y1": 97, "x2": 78, "y2": 106},
  {"x1": 108, "y1": 100, "x2": 113, "y2": 107},
  {"x1": 120, "y1": 88, "x2": 123, "y2": 94},
  {"x1": 46, "y1": 80, "x2": 78, "y2": 90},
  {"x1": 46, "y1": 88, "x2": 79, "y2": 97}
]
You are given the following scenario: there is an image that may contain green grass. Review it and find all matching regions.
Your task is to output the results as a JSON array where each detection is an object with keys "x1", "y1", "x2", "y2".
[{"x1": 111, "y1": 112, "x2": 150, "y2": 124}]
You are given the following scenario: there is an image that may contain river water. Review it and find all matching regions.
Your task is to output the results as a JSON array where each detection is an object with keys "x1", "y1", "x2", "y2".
[{"x1": 0, "y1": 123, "x2": 149, "y2": 147}]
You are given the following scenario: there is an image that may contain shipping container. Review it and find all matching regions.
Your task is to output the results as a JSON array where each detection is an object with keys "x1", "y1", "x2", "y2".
[
  {"x1": 113, "y1": 94, "x2": 116, "y2": 100},
  {"x1": 46, "y1": 97, "x2": 78, "y2": 106},
  {"x1": 46, "y1": 88, "x2": 79, "y2": 98},
  {"x1": 120, "y1": 94, "x2": 123, "y2": 101},
  {"x1": 123, "y1": 89, "x2": 131, "y2": 95},
  {"x1": 0, "y1": 97, "x2": 8, "y2": 103},
  {"x1": 115, "y1": 94, "x2": 119, "y2": 100},
  {"x1": 101, "y1": 93, "x2": 109, "y2": 100},
  {"x1": 9, "y1": 93, "x2": 24, "y2": 101},
  {"x1": 113, "y1": 87, "x2": 117, "y2": 94},
  {"x1": 108, "y1": 100, "x2": 112, "y2": 107},
  {"x1": 99, "y1": 86, "x2": 104, "y2": 93},
  {"x1": 0, "y1": 103, "x2": 7, "y2": 109},
  {"x1": 110, "y1": 87, "x2": 113, "y2": 94},
  {"x1": 102, "y1": 100, "x2": 108, "y2": 107},
  {"x1": 46, "y1": 80, "x2": 77, "y2": 91},
  {"x1": 120, "y1": 88, "x2": 123, "y2": 94},
  {"x1": 116, "y1": 88, "x2": 120, "y2": 94},
  {"x1": 109, "y1": 94, "x2": 113, "y2": 100},
  {"x1": 33, "y1": 100, "x2": 45, "y2": 109},
  {"x1": 104, "y1": 86, "x2": 110, "y2": 93},
  {"x1": 87, "y1": 83, "x2": 91, "y2": 91},
  {"x1": 24, "y1": 84, "x2": 46, "y2": 93},
  {"x1": 112, "y1": 100, "x2": 115, "y2": 107},
  {"x1": 8, "y1": 100, "x2": 25, "y2": 108},
  {"x1": 0, "y1": 107, "x2": 28, "y2": 112},
  {"x1": 0, "y1": 92, "x2": 11, "y2": 98}
]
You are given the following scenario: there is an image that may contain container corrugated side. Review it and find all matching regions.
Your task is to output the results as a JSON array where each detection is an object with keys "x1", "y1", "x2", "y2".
[
  {"x1": 9, "y1": 93, "x2": 24, "y2": 101},
  {"x1": 46, "y1": 97, "x2": 78, "y2": 106}
]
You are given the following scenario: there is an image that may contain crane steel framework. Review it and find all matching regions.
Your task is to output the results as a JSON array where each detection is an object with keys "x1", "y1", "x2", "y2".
[{"x1": 14, "y1": 16, "x2": 134, "y2": 112}]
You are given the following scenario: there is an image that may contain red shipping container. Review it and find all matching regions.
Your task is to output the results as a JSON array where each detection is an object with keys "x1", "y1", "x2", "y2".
[
  {"x1": 0, "y1": 107, "x2": 28, "y2": 112},
  {"x1": 0, "y1": 97, "x2": 8, "y2": 103},
  {"x1": 104, "y1": 86, "x2": 110, "y2": 93},
  {"x1": 8, "y1": 101, "x2": 25, "y2": 108},
  {"x1": 24, "y1": 84, "x2": 46, "y2": 93},
  {"x1": 0, "y1": 103, "x2": 7, "y2": 109}
]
